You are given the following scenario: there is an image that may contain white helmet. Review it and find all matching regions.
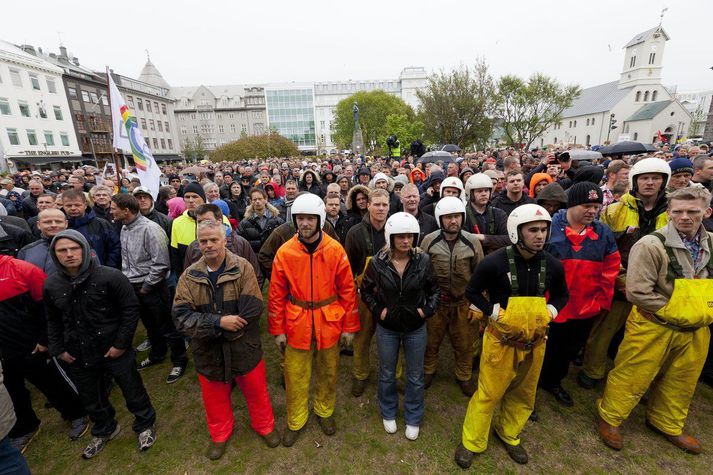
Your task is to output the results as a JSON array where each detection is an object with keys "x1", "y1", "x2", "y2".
[
  {"x1": 628, "y1": 157, "x2": 670, "y2": 190},
  {"x1": 290, "y1": 193, "x2": 326, "y2": 229},
  {"x1": 465, "y1": 173, "x2": 493, "y2": 198},
  {"x1": 435, "y1": 196, "x2": 466, "y2": 228},
  {"x1": 441, "y1": 176, "x2": 465, "y2": 193},
  {"x1": 384, "y1": 212, "x2": 420, "y2": 248},
  {"x1": 506, "y1": 204, "x2": 552, "y2": 245}
]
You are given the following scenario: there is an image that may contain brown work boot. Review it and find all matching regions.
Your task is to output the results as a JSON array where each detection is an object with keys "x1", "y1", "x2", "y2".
[
  {"x1": 318, "y1": 416, "x2": 336, "y2": 436},
  {"x1": 351, "y1": 378, "x2": 366, "y2": 397},
  {"x1": 206, "y1": 440, "x2": 228, "y2": 460},
  {"x1": 646, "y1": 420, "x2": 702, "y2": 454},
  {"x1": 495, "y1": 433, "x2": 528, "y2": 464},
  {"x1": 597, "y1": 415, "x2": 623, "y2": 450},
  {"x1": 454, "y1": 442, "x2": 476, "y2": 469},
  {"x1": 282, "y1": 427, "x2": 301, "y2": 447},
  {"x1": 424, "y1": 373, "x2": 434, "y2": 389},
  {"x1": 262, "y1": 430, "x2": 281, "y2": 448},
  {"x1": 457, "y1": 378, "x2": 477, "y2": 397}
]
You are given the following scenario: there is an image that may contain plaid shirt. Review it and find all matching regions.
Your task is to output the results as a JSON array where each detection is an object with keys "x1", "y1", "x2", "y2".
[{"x1": 679, "y1": 228, "x2": 703, "y2": 269}]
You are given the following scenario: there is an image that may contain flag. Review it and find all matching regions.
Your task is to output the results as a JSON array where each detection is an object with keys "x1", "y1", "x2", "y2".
[
  {"x1": 108, "y1": 70, "x2": 160, "y2": 199},
  {"x1": 657, "y1": 130, "x2": 666, "y2": 143}
]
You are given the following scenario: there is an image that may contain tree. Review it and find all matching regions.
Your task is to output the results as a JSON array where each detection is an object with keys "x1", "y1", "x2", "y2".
[
  {"x1": 181, "y1": 136, "x2": 207, "y2": 162},
  {"x1": 416, "y1": 61, "x2": 497, "y2": 149},
  {"x1": 496, "y1": 73, "x2": 581, "y2": 150},
  {"x1": 688, "y1": 105, "x2": 706, "y2": 138},
  {"x1": 209, "y1": 132, "x2": 299, "y2": 162},
  {"x1": 332, "y1": 90, "x2": 415, "y2": 150}
]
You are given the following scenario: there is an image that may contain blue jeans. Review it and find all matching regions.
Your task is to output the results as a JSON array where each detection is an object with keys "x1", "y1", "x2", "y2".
[
  {"x1": 0, "y1": 436, "x2": 30, "y2": 475},
  {"x1": 376, "y1": 324, "x2": 427, "y2": 426}
]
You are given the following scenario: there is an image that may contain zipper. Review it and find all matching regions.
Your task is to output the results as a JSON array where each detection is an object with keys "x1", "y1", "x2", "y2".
[{"x1": 310, "y1": 253, "x2": 315, "y2": 341}]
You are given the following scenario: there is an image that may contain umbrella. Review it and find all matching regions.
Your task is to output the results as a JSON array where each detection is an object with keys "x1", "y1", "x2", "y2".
[
  {"x1": 441, "y1": 144, "x2": 461, "y2": 153},
  {"x1": 417, "y1": 151, "x2": 455, "y2": 165},
  {"x1": 560, "y1": 149, "x2": 603, "y2": 161},
  {"x1": 179, "y1": 166, "x2": 210, "y2": 176},
  {"x1": 598, "y1": 141, "x2": 657, "y2": 156}
]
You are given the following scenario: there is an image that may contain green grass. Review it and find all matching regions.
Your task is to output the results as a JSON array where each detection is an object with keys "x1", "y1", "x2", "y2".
[{"x1": 24, "y1": 304, "x2": 713, "y2": 474}]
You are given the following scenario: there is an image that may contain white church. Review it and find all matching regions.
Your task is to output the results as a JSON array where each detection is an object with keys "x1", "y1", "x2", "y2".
[{"x1": 538, "y1": 25, "x2": 692, "y2": 148}]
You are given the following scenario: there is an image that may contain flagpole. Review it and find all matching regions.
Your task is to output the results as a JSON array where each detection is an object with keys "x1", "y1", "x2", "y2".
[{"x1": 105, "y1": 66, "x2": 122, "y2": 188}]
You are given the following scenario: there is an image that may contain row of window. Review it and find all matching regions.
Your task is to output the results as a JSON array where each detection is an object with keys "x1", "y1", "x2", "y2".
[
  {"x1": 68, "y1": 86, "x2": 109, "y2": 107},
  {"x1": 126, "y1": 96, "x2": 167, "y2": 115},
  {"x1": 181, "y1": 111, "x2": 262, "y2": 120},
  {"x1": 181, "y1": 123, "x2": 256, "y2": 135},
  {"x1": 0, "y1": 98, "x2": 64, "y2": 120},
  {"x1": 0, "y1": 68, "x2": 58, "y2": 93},
  {"x1": 143, "y1": 136, "x2": 173, "y2": 150},
  {"x1": 5, "y1": 128, "x2": 70, "y2": 147},
  {"x1": 635, "y1": 90, "x2": 658, "y2": 102},
  {"x1": 138, "y1": 118, "x2": 170, "y2": 133},
  {"x1": 628, "y1": 52, "x2": 656, "y2": 69}
]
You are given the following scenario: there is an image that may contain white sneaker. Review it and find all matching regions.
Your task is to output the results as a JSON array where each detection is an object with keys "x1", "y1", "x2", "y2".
[
  {"x1": 405, "y1": 425, "x2": 420, "y2": 441},
  {"x1": 382, "y1": 419, "x2": 397, "y2": 434}
]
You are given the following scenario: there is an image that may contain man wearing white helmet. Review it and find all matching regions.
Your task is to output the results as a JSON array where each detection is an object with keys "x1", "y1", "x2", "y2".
[
  {"x1": 455, "y1": 204, "x2": 568, "y2": 467},
  {"x1": 578, "y1": 157, "x2": 670, "y2": 390},
  {"x1": 420, "y1": 176, "x2": 463, "y2": 217},
  {"x1": 463, "y1": 173, "x2": 509, "y2": 254},
  {"x1": 268, "y1": 193, "x2": 359, "y2": 446},
  {"x1": 420, "y1": 197, "x2": 484, "y2": 396}
]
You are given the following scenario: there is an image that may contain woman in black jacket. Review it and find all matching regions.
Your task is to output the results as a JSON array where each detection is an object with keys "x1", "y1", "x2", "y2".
[
  {"x1": 227, "y1": 182, "x2": 250, "y2": 221},
  {"x1": 361, "y1": 212, "x2": 439, "y2": 441}
]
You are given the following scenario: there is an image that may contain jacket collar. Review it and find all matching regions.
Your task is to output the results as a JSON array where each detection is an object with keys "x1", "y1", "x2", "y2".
[{"x1": 187, "y1": 250, "x2": 242, "y2": 284}]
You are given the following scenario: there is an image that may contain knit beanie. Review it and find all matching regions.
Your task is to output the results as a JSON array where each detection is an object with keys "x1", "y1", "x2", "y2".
[
  {"x1": 183, "y1": 182, "x2": 206, "y2": 202},
  {"x1": 567, "y1": 182, "x2": 603, "y2": 208},
  {"x1": 668, "y1": 157, "x2": 694, "y2": 176}
]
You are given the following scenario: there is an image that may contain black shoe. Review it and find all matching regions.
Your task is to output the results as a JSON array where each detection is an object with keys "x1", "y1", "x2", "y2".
[
  {"x1": 351, "y1": 378, "x2": 366, "y2": 397},
  {"x1": 454, "y1": 442, "x2": 476, "y2": 469},
  {"x1": 282, "y1": 427, "x2": 301, "y2": 447},
  {"x1": 545, "y1": 385, "x2": 574, "y2": 407},
  {"x1": 457, "y1": 378, "x2": 477, "y2": 397},
  {"x1": 262, "y1": 430, "x2": 281, "y2": 448},
  {"x1": 496, "y1": 433, "x2": 528, "y2": 464},
  {"x1": 576, "y1": 371, "x2": 599, "y2": 390},
  {"x1": 137, "y1": 357, "x2": 162, "y2": 371},
  {"x1": 340, "y1": 346, "x2": 353, "y2": 356},
  {"x1": 166, "y1": 365, "x2": 186, "y2": 384},
  {"x1": 318, "y1": 416, "x2": 336, "y2": 436},
  {"x1": 529, "y1": 410, "x2": 539, "y2": 422},
  {"x1": 69, "y1": 416, "x2": 89, "y2": 441}
]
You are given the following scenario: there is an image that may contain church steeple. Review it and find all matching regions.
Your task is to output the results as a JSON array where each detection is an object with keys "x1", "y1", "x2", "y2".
[
  {"x1": 138, "y1": 56, "x2": 171, "y2": 90},
  {"x1": 618, "y1": 26, "x2": 669, "y2": 89}
]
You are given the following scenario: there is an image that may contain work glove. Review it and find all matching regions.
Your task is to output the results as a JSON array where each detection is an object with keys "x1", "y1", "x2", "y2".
[
  {"x1": 467, "y1": 304, "x2": 484, "y2": 322},
  {"x1": 274, "y1": 334, "x2": 287, "y2": 354},
  {"x1": 340, "y1": 332, "x2": 355, "y2": 348},
  {"x1": 546, "y1": 304, "x2": 558, "y2": 323},
  {"x1": 489, "y1": 303, "x2": 504, "y2": 322}
]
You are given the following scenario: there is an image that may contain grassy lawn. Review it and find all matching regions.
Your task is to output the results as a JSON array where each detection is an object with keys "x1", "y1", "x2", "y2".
[{"x1": 24, "y1": 303, "x2": 713, "y2": 474}]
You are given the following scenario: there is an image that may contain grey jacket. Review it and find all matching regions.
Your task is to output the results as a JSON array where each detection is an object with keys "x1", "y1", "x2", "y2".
[
  {"x1": 0, "y1": 362, "x2": 16, "y2": 440},
  {"x1": 120, "y1": 214, "x2": 170, "y2": 291}
]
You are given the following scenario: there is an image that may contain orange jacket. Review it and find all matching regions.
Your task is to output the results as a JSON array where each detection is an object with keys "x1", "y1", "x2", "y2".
[{"x1": 268, "y1": 233, "x2": 359, "y2": 350}]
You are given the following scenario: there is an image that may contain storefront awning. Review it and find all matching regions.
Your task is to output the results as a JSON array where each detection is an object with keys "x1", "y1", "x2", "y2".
[{"x1": 12, "y1": 156, "x2": 90, "y2": 166}]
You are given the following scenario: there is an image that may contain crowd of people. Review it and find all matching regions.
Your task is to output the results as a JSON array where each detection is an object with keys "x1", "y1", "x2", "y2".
[{"x1": 1, "y1": 143, "x2": 713, "y2": 471}]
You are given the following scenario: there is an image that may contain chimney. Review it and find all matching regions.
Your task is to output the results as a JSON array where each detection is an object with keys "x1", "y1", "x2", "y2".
[
  {"x1": 71, "y1": 56, "x2": 80, "y2": 66},
  {"x1": 37, "y1": 47, "x2": 43, "y2": 54},
  {"x1": 20, "y1": 44, "x2": 36, "y2": 56},
  {"x1": 59, "y1": 46, "x2": 68, "y2": 58}
]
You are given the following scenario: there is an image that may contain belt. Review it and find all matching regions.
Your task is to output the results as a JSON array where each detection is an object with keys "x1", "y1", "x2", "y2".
[
  {"x1": 488, "y1": 325, "x2": 547, "y2": 350},
  {"x1": 289, "y1": 294, "x2": 338, "y2": 310},
  {"x1": 639, "y1": 310, "x2": 698, "y2": 332}
]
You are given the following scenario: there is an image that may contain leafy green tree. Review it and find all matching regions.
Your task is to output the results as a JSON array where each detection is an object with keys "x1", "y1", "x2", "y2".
[
  {"x1": 209, "y1": 132, "x2": 299, "y2": 161},
  {"x1": 416, "y1": 61, "x2": 497, "y2": 149},
  {"x1": 332, "y1": 90, "x2": 415, "y2": 150},
  {"x1": 181, "y1": 135, "x2": 207, "y2": 162},
  {"x1": 496, "y1": 73, "x2": 581, "y2": 150}
]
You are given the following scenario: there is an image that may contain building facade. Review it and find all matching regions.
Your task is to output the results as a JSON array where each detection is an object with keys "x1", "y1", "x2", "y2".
[
  {"x1": 265, "y1": 84, "x2": 316, "y2": 151},
  {"x1": 675, "y1": 89, "x2": 712, "y2": 139},
  {"x1": 0, "y1": 41, "x2": 81, "y2": 172},
  {"x1": 538, "y1": 26, "x2": 691, "y2": 148}
]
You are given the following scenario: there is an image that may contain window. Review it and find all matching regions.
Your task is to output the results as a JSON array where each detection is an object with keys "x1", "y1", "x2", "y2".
[
  {"x1": 228, "y1": 113, "x2": 235, "y2": 119},
  {"x1": 44, "y1": 131, "x2": 55, "y2": 146},
  {"x1": 137, "y1": 98, "x2": 143, "y2": 110},
  {"x1": 161, "y1": 104, "x2": 166, "y2": 115},
  {"x1": 167, "y1": 139, "x2": 173, "y2": 149},
  {"x1": 652, "y1": 90, "x2": 658, "y2": 101},
  {"x1": 180, "y1": 126, "x2": 187, "y2": 135},
  {"x1": 47, "y1": 79, "x2": 57, "y2": 93},
  {"x1": 157, "y1": 121, "x2": 163, "y2": 132},
  {"x1": 18, "y1": 101, "x2": 30, "y2": 117},
  {"x1": 38, "y1": 105, "x2": 47, "y2": 119},
  {"x1": 7, "y1": 128, "x2": 19, "y2": 145},
  {"x1": 89, "y1": 92, "x2": 99, "y2": 104},
  {"x1": 160, "y1": 138, "x2": 165, "y2": 149},
  {"x1": 643, "y1": 91, "x2": 650, "y2": 101},
  {"x1": 219, "y1": 124, "x2": 224, "y2": 133},
  {"x1": 53, "y1": 105, "x2": 63, "y2": 120},
  {"x1": 649, "y1": 52, "x2": 655, "y2": 64},
  {"x1": 230, "y1": 124, "x2": 236, "y2": 133},
  {"x1": 127, "y1": 96, "x2": 134, "y2": 108},
  {"x1": 149, "y1": 119, "x2": 155, "y2": 131},
  {"x1": 568, "y1": 121, "x2": 572, "y2": 128},
  {"x1": 241, "y1": 124, "x2": 247, "y2": 133},
  {"x1": 26, "y1": 129, "x2": 38, "y2": 145},
  {"x1": 9, "y1": 69, "x2": 22, "y2": 87},
  {"x1": 146, "y1": 101, "x2": 152, "y2": 112},
  {"x1": 629, "y1": 55, "x2": 637, "y2": 68},
  {"x1": 140, "y1": 118, "x2": 147, "y2": 129},
  {"x1": 0, "y1": 98, "x2": 10, "y2": 115},
  {"x1": 60, "y1": 132, "x2": 69, "y2": 146},
  {"x1": 586, "y1": 119, "x2": 590, "y2": 126},
  {"x1": 29, "y1": 74, "x2": 41, "y2": 90},
  {"x1": 252, "y1": 111, "x2": 261, "y2": 119},
  {"x1": 164, "y1": 122, "x2": 169, "y2": 132},
  {"x1": 192, "y1": 125, "x2": 198, "y2": 134},
  {"x1": 633, "y1": 132, "x2": 638, "y2": 141},
  {"x1": 68, "y1": 87, "x2": 77, "y2": 99},
  {"x1": 152, "y1": 138, "x2": 158, "y2": 149},
  {"x1": 635, "y1": 91, "x2": 641, "y2": 101},
  {"x1": 101, "y1": 95, "x2": 109, "y2": 106},
  {"x1": 586, "y1": 135, "x2": 591, "y2": 146},
  {"x1": 153, "y1": 102, "x2": 158, "y2": 112},
  {"x1": 190, "y1": 113, "x2": 196, "y2": 120},
  {"x1": 591, "y1": 117, "x2": 595, "y2": 125},
  {"x1": 217, "y1": 113, "x2": 222, "y2": 119},
  {"x1": 573, "y1": 120, "x2": 577, "y2": 127},
  {"x1": 81, "y1": 90, "x2": 90, "y2": 102}
]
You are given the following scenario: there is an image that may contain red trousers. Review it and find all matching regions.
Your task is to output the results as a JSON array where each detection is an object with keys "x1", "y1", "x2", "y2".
[{"x1": 198, "y1": 359, "x2": 275, "y2": 442}]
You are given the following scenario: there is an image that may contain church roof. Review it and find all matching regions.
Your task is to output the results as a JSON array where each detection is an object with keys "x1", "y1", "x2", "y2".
[
  {"x1": 626, "y1": 100, "x2": 673, "y2": 122},
  {"x1": 138, "y1": 59, "x2": 170, "y2": 89},
  {"x1": 624, "y1": 26, "x2": 669, "y2": 48},
  {"x1": 561, "y1": 81, "x2": 633, "y2": 118}
]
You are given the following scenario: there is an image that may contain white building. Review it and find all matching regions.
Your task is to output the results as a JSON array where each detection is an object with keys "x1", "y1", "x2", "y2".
[
  {"x1": 538, "y1": 26, "x2": 691, "y2": 148},
  {"x1": 0, "y1": 40, "x2": 81, "y2": 172},
  {"x1": 675, "y1": 89, "x2": 712, "y2": 139}
]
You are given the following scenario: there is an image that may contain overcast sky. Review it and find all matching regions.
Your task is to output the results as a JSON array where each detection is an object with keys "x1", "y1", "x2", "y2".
[{"x1": 5, "y1": 0, "x2": 712, "y2": 92}]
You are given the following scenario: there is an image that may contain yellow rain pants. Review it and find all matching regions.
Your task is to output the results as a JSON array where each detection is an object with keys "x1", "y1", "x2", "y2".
[
  {"x1": 461, "y1": 296, "x2": 550, "y2": 452},
  {"x1": 581, "y1": 300, "x2": 632, "y2": 380},
  {"x1": 284, "y1": 342, "x2": 340, "y2": 431},
  {"x1": 425, "y1": 303, "x2": 478, "y2": 381},
  {"x1": 598, "y1": 279, "x2": 713, "y2": 435}
]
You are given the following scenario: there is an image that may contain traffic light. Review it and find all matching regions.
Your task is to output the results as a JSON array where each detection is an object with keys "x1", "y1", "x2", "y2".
[{"x1": 609, "y1": 114, "x2": 618, "y2": 130}]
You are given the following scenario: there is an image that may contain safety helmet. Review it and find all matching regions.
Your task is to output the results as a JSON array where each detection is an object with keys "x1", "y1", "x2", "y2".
[
  {"x1": 440, "y1": 176, "x2": 465, "y2": 193},
  {"x1": 434, "y1": 196, "x2": 466, "y2": 229},
  {"x1": 628, "y1": 157, "x2": 670, "y2": 191},
  {"x1": 506, "y1": 204, "x2": 552, "y2": 245},
  {"x1": 464, "y1": 173, "x2": 493, "y2": 198},
  {"x1": 132, "y1": 186, "x2": 153, "y2": 198},
  {"x1": 290, "y1": 193, "x2": 326, "y2": 229},
  {"x1": 384, "y1": 212, "x2": 420, "y2": 248}
]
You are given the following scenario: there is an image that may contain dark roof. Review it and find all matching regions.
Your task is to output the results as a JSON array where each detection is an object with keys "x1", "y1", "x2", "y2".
[
  {"x1": 561, "y1": 81, "x2": 632, "y2": 118},
  {"x1": 626, "y1": 100, "x2": 672, "y2": 122},
  {"x1": 624, "y1": 26, "x2": 669, "y2": 48}
]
